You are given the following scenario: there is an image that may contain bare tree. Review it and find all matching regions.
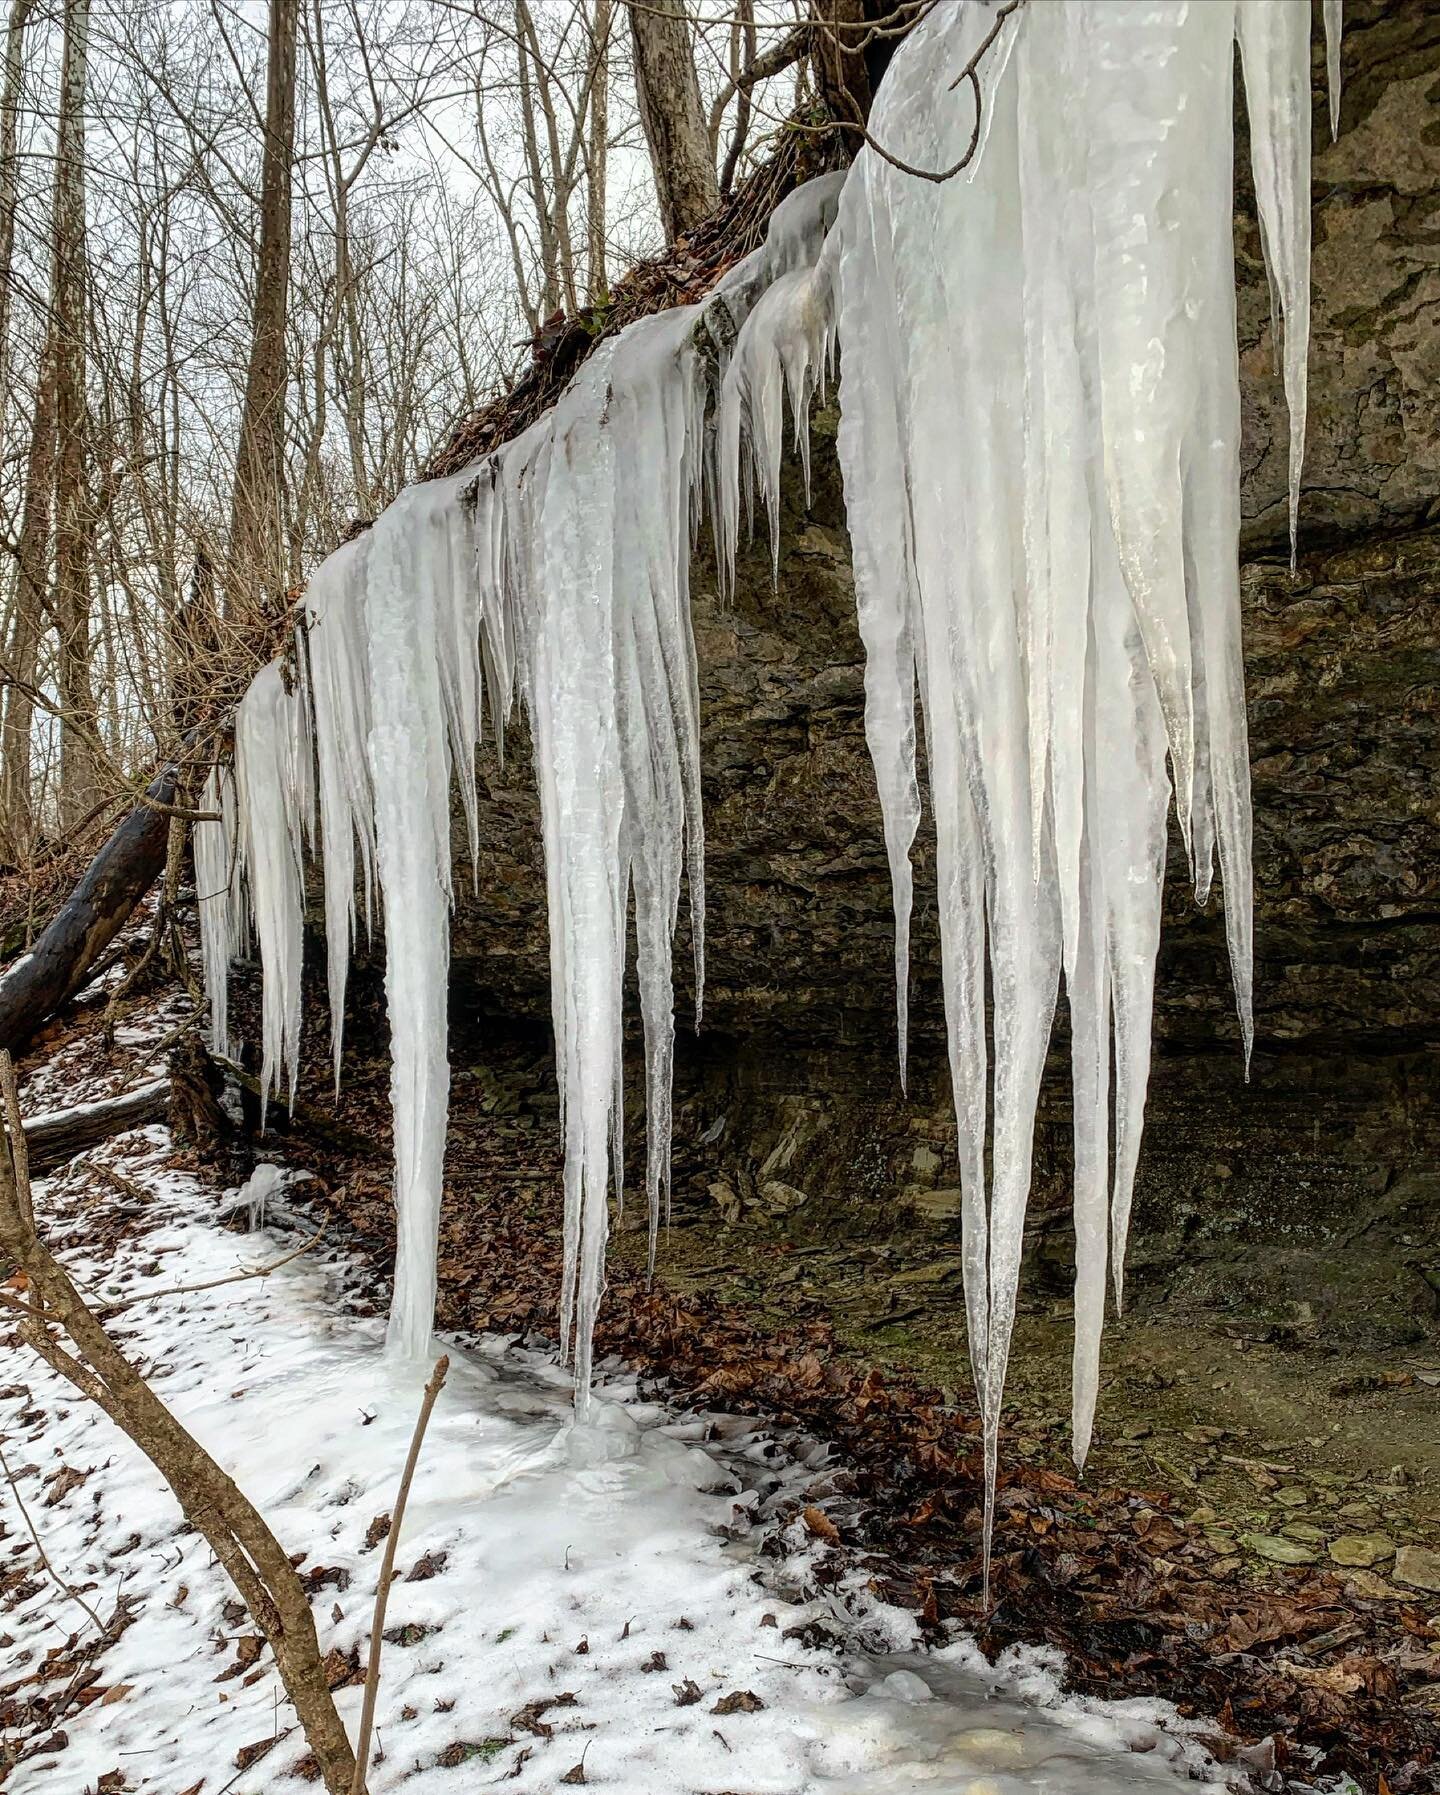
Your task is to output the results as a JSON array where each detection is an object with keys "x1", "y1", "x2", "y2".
[
  {"x1": 586, "y1": 0, "x2": 611, "y2": 301},
  {"x1": 626, "y1": 0, "x2": 716, "y2": 240},
  {"x1": 51, "y1": 0, "x2": 104, "y2": 828},
  {"x1": 227, "y1": 0, "x2": 300, "y2": 611}
]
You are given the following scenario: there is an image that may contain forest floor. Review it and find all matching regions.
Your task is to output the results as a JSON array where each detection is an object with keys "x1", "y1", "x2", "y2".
[
  {"x1": 1, "y1": 980, "x2": 1241, "y2": 1795},
  {"x1": 3, "y1": 964, "x2": 1438, "y2": 1792},
  {"x1": 207, "y1": 965, "x2": 1440, "y2": 1795}
]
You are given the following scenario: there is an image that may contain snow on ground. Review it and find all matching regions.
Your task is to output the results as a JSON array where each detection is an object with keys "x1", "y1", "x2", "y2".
[{"x1": 2, "y1": 1041, "x2": 1234, "y2": 1793}]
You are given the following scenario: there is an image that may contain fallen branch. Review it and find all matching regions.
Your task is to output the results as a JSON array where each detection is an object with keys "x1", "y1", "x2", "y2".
[
  {"x1": 0, "y1": 757, "x2": 182, "y2": 1054},
  {"x1": 0, "y1": 1052, "x2": 32, "y2": 1225},
  {"x1": 16, "y1": 1078, "x2": 170, "y2": 1175},
  {"x1": 97, "y1": 1221, "x2": 326, "y2": 1316},
  {"x1": 350, "y1": 1354, "x2": 451, "y2": 1795},
  {"x1": 0, "y1": 1435, "x2": 106, "y2": 1635}
]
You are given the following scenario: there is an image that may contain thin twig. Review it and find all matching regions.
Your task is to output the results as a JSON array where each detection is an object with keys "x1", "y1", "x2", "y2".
[
  {"x1": 96, "y1": 1222, "x2": 327, "y2": 1316},
  {"x1": 350, "y1": 1354, "x2": 450, "y2": 1795},
  {"x1": 136, "y1": 795, "x2": 223, "y2": 822},
  {"x1": 0, "y1": 1434, "x2": 107, "y2": 1635},
  {"x1": 794, "y1": 0, "x2": 1025, "y2": 184}
]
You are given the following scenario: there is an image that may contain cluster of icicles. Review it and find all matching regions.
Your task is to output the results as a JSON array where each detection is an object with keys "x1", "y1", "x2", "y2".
[{"x1": 198, "y1": 0, "x2": 1340, "y2": 1571}]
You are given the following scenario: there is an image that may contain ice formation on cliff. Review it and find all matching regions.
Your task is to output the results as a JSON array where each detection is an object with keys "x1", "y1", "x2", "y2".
[
  {"x1": 718, "y1": 0, "x2": 1332, "y2": 1577},
  {"x1": 213, "y1": 2, "x2": 1336, "y2": 1550}
]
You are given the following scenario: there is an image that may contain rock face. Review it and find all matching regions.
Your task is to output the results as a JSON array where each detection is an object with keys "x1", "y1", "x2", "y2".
[{"x1": 436, "y1": 0, "x2": 1438, "y2": 1348}]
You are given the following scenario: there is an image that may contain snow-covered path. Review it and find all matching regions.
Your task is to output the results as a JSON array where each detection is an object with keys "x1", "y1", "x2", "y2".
[{"x1": 2, "y1": 1112, "x2": 1230, "y2": 1793}]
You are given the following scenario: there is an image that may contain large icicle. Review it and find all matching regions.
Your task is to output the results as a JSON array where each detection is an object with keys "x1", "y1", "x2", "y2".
[
  {"x1": 233, "y1": 662, "x2": 312, "y2": 1119},
  {"x1": 193, "y1": 765, "x2": 243, "y2": 1056},
  {"x1": 228, "y1": 176, "x2": 841, "y2": 1380},
  {"x1": 807, "y1": 0, "x2": 1329, "y2": 1587},
  {"x1": 223, "y1": 0, "x2": 1328, "y2": 1556},
  {"x1": 302, "y1": 535, "x2": 376, "y2": 1090},
  {"x1": 363, "y1": 481, "x2": 470, "y2": 1358}
]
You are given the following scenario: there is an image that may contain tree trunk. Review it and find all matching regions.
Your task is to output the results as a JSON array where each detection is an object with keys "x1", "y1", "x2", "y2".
[
  {"x1": 586, "y1": 0, "x2": 610, "y2": 302},
  {"x1": 227, "y1": 0, "x2": 299, "y2": 613},
  {"x1": 0, "y1": 0, "x2": 34, "y2": 475},
  {"x1": 19, "y1": 1077, "x2": 170, "y2": 1173},
  {"x1": 0, "y1": 1132, "x2": 358, "y2": 1793},
  {"x1": 625, "y1": 0, "x2": 717, "y2": 241},
  {"x1": 51, "y1": 0, "x2": 101, "y2": 831},
  {"x1": 0, "y1": 756, "x2": 180, "y2": 1053},
  {"x1": 0, "y1": 336, "x2": 56, "y2": 868},
  {"x1": 809, "y1": 0, "x2": 908, "y2": 130}
]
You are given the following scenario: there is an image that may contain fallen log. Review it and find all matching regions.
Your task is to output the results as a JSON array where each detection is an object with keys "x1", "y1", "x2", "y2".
[
  {"x1": 16, "y1": 1077, "x2": 170, "y2": 1174},
  {"x1": 0, "y1": 757, "x2": 181, "y2": 1055}
]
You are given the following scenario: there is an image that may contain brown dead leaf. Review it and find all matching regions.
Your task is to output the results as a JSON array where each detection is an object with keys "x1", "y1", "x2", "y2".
[
  {"x1": 803, "y1": 1505, "x2": 840, "y2": 1544},
  {"x1": 712, "y1": 1689, "x2": 765, "y2": 1715}
]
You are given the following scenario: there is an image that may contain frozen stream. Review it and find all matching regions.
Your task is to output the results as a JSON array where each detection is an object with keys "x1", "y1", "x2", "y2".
[{"x1": 1, "y1": 1129, "x2": 1227, "y2": 1794}]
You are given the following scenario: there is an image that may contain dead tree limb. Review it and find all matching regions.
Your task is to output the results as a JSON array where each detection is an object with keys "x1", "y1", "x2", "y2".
[
  {"x1": 14, "y1": 1077, "x2": 170, "y2": 1175},
  {"x1": 350, "y1": 1354, "x2": 450, "y2": 1795},
  {"x1": 0, "y1": 755, "x2": 181, "y2": 1054}
]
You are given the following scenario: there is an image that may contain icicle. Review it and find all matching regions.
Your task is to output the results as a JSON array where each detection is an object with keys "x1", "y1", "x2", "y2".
[
  {"x1": 303, "y1": 537, "x2": 375, "y2": 1090},
  {"x1": 1325, "y1": 0, "x2": 1344, "y2": 139},
  {"x1": 233, "y1": 662, "x2": 312, "y2": 1120},
  {"x1": 220, "y1": 0, "x2": 1331, "y2": 1539},
  {"x1": 360, "y1": 482, "x2": 466, "y2": 1358},
  {"x1": 818, "y1": 0, "x2": 1324, "y2": 1579},
  {"x1": 193, "y1": 765, "x2": 242, "y2": 1056},
  {"x1": 831, "y1": 174, "x2": 921, "y2": 1092},
  {"x1": 1236, "y1": 0, "x2": 1313, "y2": 569}
]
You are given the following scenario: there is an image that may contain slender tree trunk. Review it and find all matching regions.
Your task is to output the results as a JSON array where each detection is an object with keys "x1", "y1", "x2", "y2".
[
  {"x1": 51, "y1": 0, "x2": 101, "y2": 832},
  {"x1": 0, "y1": 0, "x2": 34, "y2": 476},
  {"x1": 586, "y1": 0, "x2": 610, "y2": 302},
  {"x1": 227, "y1": 0, "x2": 299, "y2": 612},
  {"x1": 514, "y1": 0, "x2": 560, "y2": 317},
  {"x1": 0, "y1": 1138, "x2": 358, "y2": 1793},
  {"x1": 625, "y1": 0, "x2": 717, "y2": 241},
  {"x1": 0, "y1": 341, "x2": 54, "y2": 868},
  {"x1": 809, "y1": 0, "x2": 907, "y2": 128}
]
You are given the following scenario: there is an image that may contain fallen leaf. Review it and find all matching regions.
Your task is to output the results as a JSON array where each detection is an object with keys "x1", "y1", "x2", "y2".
[
  {"x1": 802, "y1": 1505, "x2": 840, "y2": 1544},
  {"x1": 712, "y1": 1689, "x2": 765, "y2": 1715}
]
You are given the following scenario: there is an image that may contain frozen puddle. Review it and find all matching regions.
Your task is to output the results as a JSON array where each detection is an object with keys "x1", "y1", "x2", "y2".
[
  {"x1": 809, "y1": 1655, "x2": 1227, "y2": 1792},
  {"x1": 1, "y1": 1137, "x2": 1226, "y2": 1793}
]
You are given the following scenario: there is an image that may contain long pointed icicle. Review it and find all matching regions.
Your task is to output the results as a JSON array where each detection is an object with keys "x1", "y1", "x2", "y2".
[
  {"x1": 817, "y1": 0, "x2": 1328, "y2": 1573},
  {"x1": 193, "y1": 765, "x2": 243, "y2": 1056},
  {"x1": 1324, "y1": 0, "x2": 1344, "y2": 139},
  {"x1": 228, "y1": 176, "x2": 841, "y2": 1384},
  {"x1": 1236, "y1": 0, "x2": 1315, "y2": 568},
  {"x1": 233, "y1": 663, "x2": 312, "y2": 1122}
]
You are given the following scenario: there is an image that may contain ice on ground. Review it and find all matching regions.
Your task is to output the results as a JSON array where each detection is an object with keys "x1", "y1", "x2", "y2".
[{"x1": 1, "y1": 1120, "x2": 1227, "y2": 1794}]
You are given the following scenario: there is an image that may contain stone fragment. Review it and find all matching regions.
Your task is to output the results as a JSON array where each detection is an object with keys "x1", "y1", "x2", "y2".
[
  {"x1": 1394, "y1": 1546, "x2": 1440, "y2": 1593},
  {"x1": 1328, "y1": 1533, "x2": 1395, "y2": 1568},
  {"x1": 1344, "y1": 1570, "x2": 1406, "y2": 1602},
  {"x1": 1243, "y1": 1533, "x2": 1317, "y2": 1566},
  {"x1": 910, "y1": 1187, "x2": 963, "y2": 1223}
]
